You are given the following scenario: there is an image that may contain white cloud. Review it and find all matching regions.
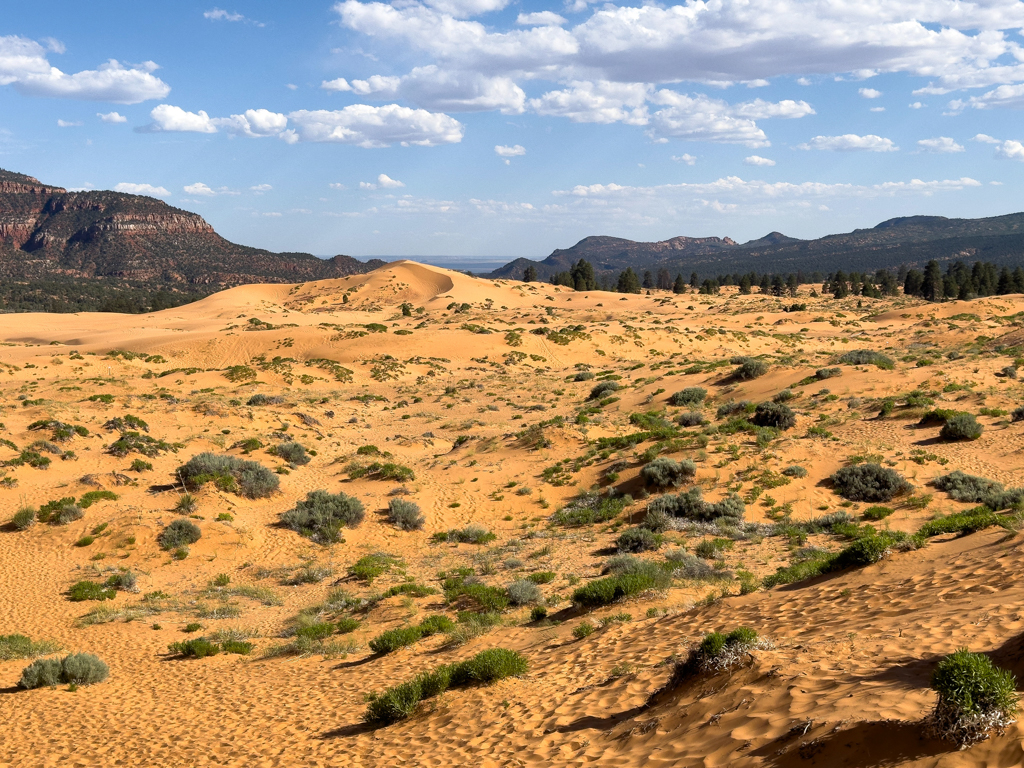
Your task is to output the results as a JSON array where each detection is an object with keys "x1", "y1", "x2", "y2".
[
  {"x1": 529, "y1": 81, "x2": 649, "y2": 125},
  {"x1": 917, "y1": 136, "x2": 964, "y2": 153},
  {"x1": 422, "y1": 0, "x2": 509, "y2": 17},
  {"x1": 204, "y1": 8, "x2": 264, "y2": 26},
  {"x1": 359, "y1": 181, "x2": 377, "y2": 190},
  {"x1": 286, "y1": 83, "x2": 298, "y2": 90},
  {"x1": 744, "y1": 155, "x2": 776, "y2": 166},
  {"x1": 377, "y1": 173, "x2": 405, "y2": 188},
  {"x1": 41, "y1": 37, "x2": 65, "y2": 54},
  {"x1": 214, "y1": 108, "x2": 288, "y2": 137},
  {"x1": 870, "y1": 106, "x2": 886, "y2": 112},
  {"x1": 56, "y1": 119, "x2": 81, "y2": 127},
  {"x1": 973, "y1": 133, "x2": 1000, "y2": 144},
  {"x1": 329, "y1": 182, "x2": 346, "y2": 189},
  {"x1": 184, "y1": 182, "x2": 216, "y2": 196},
  {"x1": 798, "y1": 134, "x2": 898, "y2": 151},
  {"x1": 9, "y1": 53, "x2": 170, "y2": 104},
  {"x1": 144, "y1": 104, "x2": 217, "y2": 133},
  {"x1": 495, "y1": 144, "x2": 526, "y2": 157},
  {"x1": 287, "y1": 105, "x2": 463, "y2": 147},
  {"x1": 909, "y1": 101, "x2": 924, "y2": 108},
  {"x1": 859, "y1": 87, "x2": 882, "y2": 98},
  {"x1": 251, "y1": 184, "x2": 272, "y2": 192},
  {"x1": 974, "y1": 134, "x2": 1024, "y2": 160},
  {"x1": 114, "y1": 182, "x2": 170, "y2": 197},
  {"x1": 672, "y1": 153, "x2": 696, "y2": 164},
  {"x1": 796, "y1": 77, "x2": 811, "y2": 86},
  {"x1": 516, "y1": 11, "x2": 567, "y2": 26},
  {"x1": 949, "y1": 83, "x2": 1024, "y2": 111},
  {"x1": 322, "y1": 77, "x2": 352, "y2": 92},
  {"x1": 98, "y1": 111, "x2": 127, "y2": 123}
]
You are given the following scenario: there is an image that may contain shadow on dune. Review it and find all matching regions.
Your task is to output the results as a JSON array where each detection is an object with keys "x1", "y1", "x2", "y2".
[
  {"x1": 754, "y1": 719, "x2": 951, "y2": 767},
  {"x1": 318, "y1": 721, "x2": 378, "y2": 739},
  {"x1": 551, "y1": 705, "x2": 648, "y2": 735}
]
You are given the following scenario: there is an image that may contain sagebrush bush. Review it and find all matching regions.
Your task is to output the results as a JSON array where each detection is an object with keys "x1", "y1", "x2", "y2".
[
  {"x1": 387, "y1": 498, "x2": 424, "y2": 530},
  {"x1": 20, "y1": 653, "x2": 108, "y2": 688},
  {"x1": 273, "y1": 441, "x2": 310, "y2": 466},
  {"x1": 929, "y1": 648, "x2": 1019, "y2": 746},
  {"x1": 640, "y1": 506, "x2": 672, "y2": 533},
  {"x1": 615, "y1": 527, "x2": 662, "y2": 553},
  {"x1": 552, "y1": 493, "x2": 628, "y2": 527},
  {"x1": 933, "y1": 470, "x2": 1024, "y2": 510},
  {"x1": 158, "y1": 519, "x2": 201, "y2": 550},
  {"x1": 815, "y1": 367, "x2": 842, "y2": 380},
  {"x1": 731, "y1": 357, "x2": 768, "y2": 380},
  {"x1": 751, "y1": 402, "x2": 796, "y2": 430},
  {"x1": 281, "y1": 489, "x2": 365, "y2": 543},
  {"x1": 247, "y1": 394, "x2": 284, "y2": 406},
  {"x1": 782, "y1": 465, "x2": 807, "y2": 478},
  {"x1": 676, "y1": 411, "x2": 706, "y2": 427},
  {"x1": 664, "y1": 549, "x2": 732, "y2": 581},
  {"x1": 716, "y1": 400, "x2": 751, "y2": 419},
  {"x1": 668, "y1": 387, "x2": 706, "y2": 406},
  {"x1": 1012, "y1": 405, "x2": 1024, "y2": 422},
  {"x1": 772, "y1": 389, "x2": 795, "y2": 403},
  {"x1": 862, "y1": 505, "x2": 894, "y2": 520},
  {"x1": 640, "y1": 457, "x2": 696, "y2": 488},
  {"x1": 588, "y1": 381, "x2": 621, "y2": 400},
  {"x1": 940, "y1": 412, "x2": 983, "y2": 441},
  {"x1": 837, "y1": 350, "x2": 895, "y2": 369},
  {"x1": 830, "y1": 463, "x2": 912, "y2": 502},
  {"x1": 506, "y1": 579, "x2": 543, "y2": 606},
  {"x1": 178, "y1": 452, "x2": 279, "y2": 498},
  {"x1": 647, "y1": 488, "x2": 745, "y2": 523},
  {"x1": 11, "y1": 506, "x2": 35, "y2": 530}
]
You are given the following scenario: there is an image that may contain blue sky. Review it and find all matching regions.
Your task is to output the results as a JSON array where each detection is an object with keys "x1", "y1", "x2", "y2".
[{"x1": 4, "y1": 1, "x2": 1024, "y2": 259}]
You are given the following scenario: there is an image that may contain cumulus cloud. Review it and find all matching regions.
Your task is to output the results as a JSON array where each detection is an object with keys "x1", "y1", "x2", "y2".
[
  {"x1": 184, "y1": 182, "x2": 216, "y2": 196},
  {"x1": 377, "y1": 173, "x2": 405, "y2": 187},
  {"x1": 495, "y1": 144, "x2": 525, "y2": 157},
  {"x1": 204, "y1": 8, "x2": 265, "y2": 26},
  {"x1": 973, "y1": 133, "x2": 1024, "y2": 160},
  {"x1": 859, "y1": 87, "x2": 882, "y2": 98},
  {"x1": 948, "y1": 83, "x2": 1024, "y2": 112},
  {"x1": 917, "y1": 136, "x2": 964, "y2": 153},
  {"x1": 516, "y1": 11, "x2": 567, "y2": 26},
  {"x1": 744, "y1": 155, "x2": 776, "y2": 166},
  {"x1": 13, "y1": 57, "x2": 170, "y2": 104},
  {"x1": 672, "y1": 153, "x2": 696, "y2": 164},
  {"x1": 114, "y1": 182, "x2": 170, "y2": 197},
  {"x1": 143, "y1": 104, "x2": 217, "y2": 132},
  {"x1": 529, "y1": 81, "x2": 649, "y2": 124},
  {"x1": 214, "y1": 108, "x2": 289, "y2": 137},
  {"x1": 250, "y1": 184, "x2": 272, "y2": 192},
  {"x1": 98, "y1": 111, "x2": 127, "y2": 123},
  {"x1": 332, "y1": 67, "x2": 525, "y2": 113},
  {"x1": 334, "y1": 0, "x2": 1024, "y2": 91},
  {"x1": 287, "y1": 105, "x2": 464, "y2": 147},
  {"x1": 421, "y1": 0, "x2": 510, "y2": 18},
  {"x1": 322, "y1": 77, "x2": 352, "y2": 92},
  {"x1": 798, "y1": 134, "x2": 898, "y2": 151}
]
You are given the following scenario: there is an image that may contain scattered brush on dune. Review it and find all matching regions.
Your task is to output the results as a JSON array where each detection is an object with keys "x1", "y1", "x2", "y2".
[{"x1": 928, "y1": 649, "x2": 1019, "y2": 747}]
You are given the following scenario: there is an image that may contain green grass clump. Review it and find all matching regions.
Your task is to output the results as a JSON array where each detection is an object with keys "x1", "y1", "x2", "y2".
[
  {"x1": 167, "y1": 639, "x2": 221, "y2": 658},
  {"x1": 571, "y1": 573, "x2": 656, "y2": 609},
  {"x1": 68, "y1": 581, "x2": 116, "y2": 602},
  {"x1": 552, "y1": 494, "x2": 628, "y2": 527},
  {"x1": 79, "y1": 490, "x2": 118, "y2": 509},
  {"x1": 917, "y1": 508, "x2": 1002, "y2": 538},
  {"x1": 668, "y1": 387, "x2": 706, "y2": 406},
  {"x1": 837, "y1": 350, "x2": 894, "y2": 369},
  {"x1": 364, "y1": 648, "x2": 528, "y2": 725},
  {"x1": 348, "y1": 553, "x2": 402, "y2": 584},
  {"x1": 431, "y1": 524, "x2": 496, "y2": 544},
  {"x1": 336, "y1": 617, "x2": 361, "y2": 633},
  {"x1": 441, "y1": 572, "x2": 510, "y2": 613},
  {"x1": 0, "y1": 634, "x2": 61, "y2": 660},
  {"x1": 11, "y1": 506, "x2": 36, "y2": 530},
  {"x1": 527, "y1": 571, "x2": 556, "y2": 584},
  {"x1": 762, "y1": 529, "x2": 917, "y2": 588},
  {"x1": 930, "y1": 648, "x2": 1019, "y2": 746},
  {"x1": 37, "y1": 497, "x2": 83, "y2": 525},
  {"x1": 158, "y1": 519, "x2": 201, "y2": 550},
  {"x1": 862, "y1": 505, "x2": 894, "y2": 520}
]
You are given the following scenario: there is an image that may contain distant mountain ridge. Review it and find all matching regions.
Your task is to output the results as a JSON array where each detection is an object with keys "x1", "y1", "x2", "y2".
[
  {"x1": 488, "y1": 213, "x2": 1024, "y2": 281},
  {"x1": 0, "y1": 168, "x2": 383, "y2": 311}
]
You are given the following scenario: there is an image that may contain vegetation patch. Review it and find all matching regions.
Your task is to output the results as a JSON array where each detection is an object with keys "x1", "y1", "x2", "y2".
[
  {"x1": 178, "y1": 453, "x2": 280, "y2": 498},
  {"x1": 928, "y1": 649, "x2": 1018, "y2": 747}
]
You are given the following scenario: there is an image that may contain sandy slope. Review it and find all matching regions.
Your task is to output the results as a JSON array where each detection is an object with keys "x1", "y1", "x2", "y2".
[{"x1": 0, "y1": 261, "x2": 1022, "y2": 766}]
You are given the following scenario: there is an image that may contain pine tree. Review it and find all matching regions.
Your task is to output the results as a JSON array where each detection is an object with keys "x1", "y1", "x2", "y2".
[
  {"x1": 689, "y1": 272, "x2": 699, "y2": 288},
  {"x1": 739, "y1": 275, "x2": 752, "y2": 294},
  {"x1": 617, "y1": 268, "x2": 641, "y2": 294},
  {"x1": 656, "y1": 268, "x2": 672, "y2": 290},
  {"x1": 642, "y1": 270, "x2": 654, "y2": 289},
  {"x1": 523, "y1": 265, "x2": 537, "y2": 282},
  {"x1": 786, "y1": 273, "x2": 799, "y2": 297},
  {"x1": 904, "y1": 269, "x2": 924, "y2": 297},
  {"x1": 672, "y1": 273, "x2": 686, "y2": 294},
  {"x1": 922, "y1": 260, "x2": 943, "y2": 301}
]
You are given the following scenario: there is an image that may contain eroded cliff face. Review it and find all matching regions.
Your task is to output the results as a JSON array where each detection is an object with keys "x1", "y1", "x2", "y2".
[{"x1": 0, "y1": 168, "x2": 381, "y2": 287}]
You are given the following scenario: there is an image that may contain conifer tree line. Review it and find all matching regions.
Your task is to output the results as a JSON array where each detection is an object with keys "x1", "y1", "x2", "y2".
[{"x1": 523, "y1": 257, "x2": 1024, "y2": 302}]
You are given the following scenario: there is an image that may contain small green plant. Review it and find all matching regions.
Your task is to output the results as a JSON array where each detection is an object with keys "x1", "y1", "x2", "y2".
[
  {"x1": 20, "y1": 653, "x2": 108, "y2": 689},
  {"x1": 863, "y1": 505, "x2": 894, "y2": 520},
  {"x1": 174, "y1": 493, "x2": 198, "y2": 514},
  {"x1": 432, "y1": 524, "x2": 496, "y2": 544},
  {"x1": 572, "y1": 621, "x2": 595, "y2": 639},
  {"x1": 158, "y1": 519, "x2": 201, "y2": 550},
  {"x1": 929, "y1": 648, "x2": 1018, "y2": 746},
  {"x1": 129, "y1": 459, "x2": 153, "y2": 472},
  {"x1": 281, "y1": 489, "x2": 365, "y2": 544},
  {"x1": 68, "y1": 581, "x2": 115, "y2": 602}
]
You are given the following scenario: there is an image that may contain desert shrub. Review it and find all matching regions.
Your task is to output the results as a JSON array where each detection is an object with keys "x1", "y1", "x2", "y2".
[
  {"x1": 78, "y1": 490, "x2": 117, "y2": 509},
  {"x1": 178, "y1": 453, "x2": 279, "y2": 498},
  {"x1": 336, "y1": 617, "x2": 361, "y2": 633},
  {"x1": 246, "y1": 394, "x2": 284, "y2": 406},
  {"x1": 174, "y1": 493, "x2": 198, "y2": 514},
  {"x1": 573, "y1": 371, "x2": 595, "y2": 381},
  {"x1": 664, "y1": 550, "x2": 732, "y2": 581},
  {"x1": 640, "y1": 506, "x2": 672, "y2": 533},
  {"x1": 527, "y1": 571, "x2": 556, "y2": 584},
  {"x1": 419, "y1": 615, "x2": 455, "y2": 636},
  {"x1": 167, "y1": 639, "x2": 221, "y2": 658},
  {"x1": 929, "y1": 649, "x2": 1018, "y2": 747},
  {"x1": 349, "y1": 553, "x2": 402, "y2": 583},
  {"x1": 382, "y1": 582, "x2": 437, "y2": 598},
  {"x1": 68, "y1": 581, "x2": 115, "y2": 602},
  {"x1": 444, "y1": 581, "x2": 509, "y2": 613},
  {"x1": 281, "y1": 490, "x2": 365, "y2": 543},
  {"x1": 588, "y1": 381, "x2": 621, "y2": 400},
  {"x1": 690, "y1": 627, "x2": 763, "y2": 674},
  {"x1": 772, "y1": 389, "x2": 795, "y2": 403},
  {"x1": 694, "y1": 538, "x2": 731, "y2": 559},
  {"x1": 37, "y1": 497, "x2": 83, "y2": 525},
  {"x1": 762, "y1": 529, "x2": 915, "y2": 587},
  {"x1": 1012, "y1": 405, "x2": 1024, "y2": 422},
  {"x1": 297, "y1": 622, "x2": 336, "y2": 642},
  {"x1": 782, "y1": 465, "x2": 807, "y2": 478},
  {"x1": 716, "y1": 400, "x2": 751, "y2": 419},
  {"x1": 830, "y1": 464, "x2": 912, "y2": 502},
  {"x1": 571, "y1": 573, "x2": 656, "y2": 609},
  {"x1": 348, "y1": 461, "x2": 416, "y2": 482},
  {"x1": 11, "y1": 506, "x2": 35, "y2": 530},
  {"x1": 676, "y1": 411, "x2": 706, "y2": 427},
  {"x1": 940, "y1": 413, "x2": 983, "y2": 441},
  {"x1": 648, "y1": 488, "x2": 745, "y2": 523},
  {"x1": 129, "y1": 459, "x2": 153, "y2": 472},
  {"x1": 552, "y1": 493, "x2": 628, "y2": 527},
  {"x1": 616, "y1": 527, "x2": 663, "y2": 553},
  {"x1": 863, "y1": 505, "x2": 894, "y2": 520},
  {"x1": 933, "y1": 471, "x2": 1024, "y2": 510},
  {"x1": 432, "y1": 524, "x2": 496, "y2": 544},
  {"x1": 573, "y1": 621, "x2": 595, "y2": 639},
  {"x1": 639, "y1": 457, "x2": 696, "y2": 488},
  {"x1": 751, "y1": 402, "x2": 796, "y2": 430},
  {"x1": 732, "y1": 357, "x2": 768, "y2": 380},
  {"x1": 837, "y1": 350, "x2": 895, "y2": 369},
  {"x1": 387, "y1": 498, "x2": 424, "y2": 531},
  {"x1": 272, "y1": 442, "x2": 310, "y2": 466},
  {"x1": 104, "y1": 570, "x2": 137, "y2": 592},
  {"x1": 158, "y1": 519, "x2": 201, "y2": 550},
  {"x1": 506, "y1": 579, "x2": 543, "y2": 605},
  {"x1": 918, "y1": 508, "x2": 1002, "y2": 538},
  {"x1": 530, "y1": 606, "x2": 548, "y2": 621},
  {"x1": 20, "y1": 653, "x2": 108, "y2": 689},
  {"x1": 370, "y1": 616, "x2": 456, "y2": 654},
  {"x1": 668, "y1": 387, "x2": 706, "y2": 406},
  {"x1": 816, "y1": 367, "x2": 842, "y2": 380},
  {"x1": 364, "y1": 648, "x2": 528, "y2": 725}
]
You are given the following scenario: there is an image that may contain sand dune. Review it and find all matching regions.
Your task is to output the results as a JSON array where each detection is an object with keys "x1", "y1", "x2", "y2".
[{"x1": 0, "y1": 262, "x2": 1022, "y2": 766}]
